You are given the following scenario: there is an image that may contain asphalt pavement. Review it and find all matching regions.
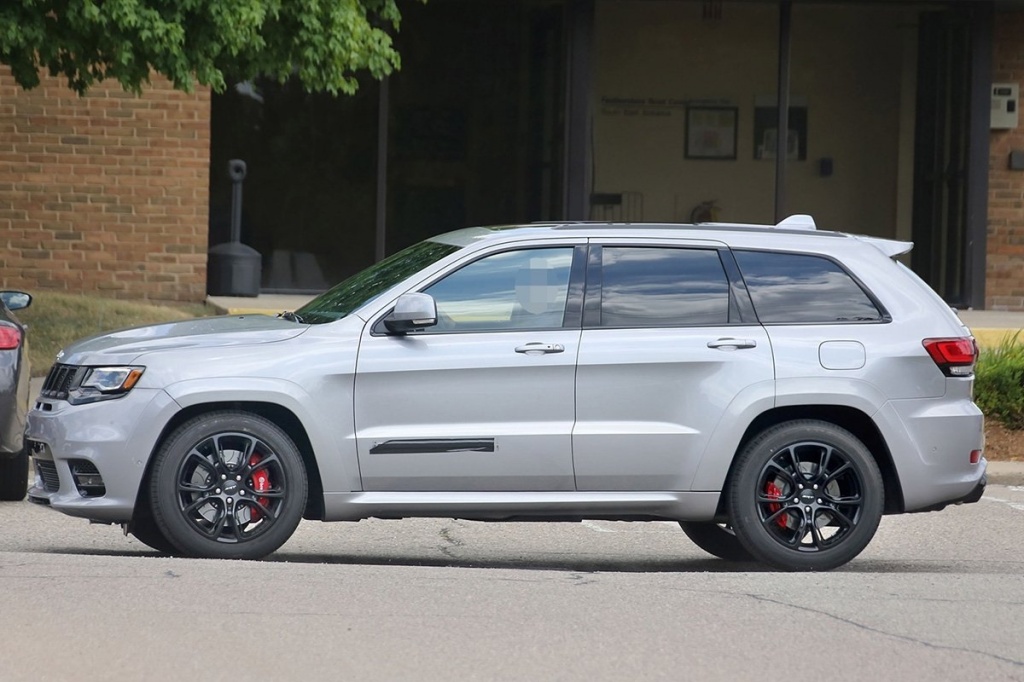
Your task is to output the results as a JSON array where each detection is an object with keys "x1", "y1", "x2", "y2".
[{"x1": 3, "y1": 485, "x2": 1024, "y2": 682}]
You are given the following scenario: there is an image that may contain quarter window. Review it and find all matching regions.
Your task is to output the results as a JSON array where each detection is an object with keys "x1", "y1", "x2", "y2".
[
  {"x1": 733, "y1": 250, "x2": 883, "y2": 323},
  {"x1": 423, "y1": 248, "x2": 574, "y2": 331},
  {"x1": 598, "y1": 247, "x2": 731, "y2": 327}
]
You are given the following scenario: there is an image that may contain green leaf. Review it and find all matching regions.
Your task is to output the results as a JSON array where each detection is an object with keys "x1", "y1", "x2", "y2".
[{"x1": 1, "y1": 0, "x2": 422, "y2": 95}]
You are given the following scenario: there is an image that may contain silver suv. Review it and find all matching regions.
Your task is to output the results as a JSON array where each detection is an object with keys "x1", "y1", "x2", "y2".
[{"x1": 26, "y1": 216, "x2": 986, "y2": 570}]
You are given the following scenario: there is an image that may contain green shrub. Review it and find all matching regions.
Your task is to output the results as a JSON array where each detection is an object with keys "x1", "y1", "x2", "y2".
[{"x1": 974, "y1": 332, "x2": 1024, "y2": 430}]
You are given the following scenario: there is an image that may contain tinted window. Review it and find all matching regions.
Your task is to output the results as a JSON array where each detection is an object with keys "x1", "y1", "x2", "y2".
[
  {"x1": 424, "y1": 248, "x2": 574, "y2": 331},
  {"x1": 734, "y1": 250, "x2": 882, "y2": 323},
  {"x1": 599, "y1": 248, "x2": 730, "y2": 326}
]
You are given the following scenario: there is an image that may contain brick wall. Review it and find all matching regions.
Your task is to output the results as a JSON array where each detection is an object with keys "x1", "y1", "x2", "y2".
[
  {"x1": 989, "y1": 12, "x2": 1024, "y2": 310},
  {"x1": 0, "y1": 70, "x2": 210, "y2": 303}
]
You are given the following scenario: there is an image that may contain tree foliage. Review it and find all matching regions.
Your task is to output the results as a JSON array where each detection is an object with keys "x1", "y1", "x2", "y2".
[{"x1": 0, "y1": 0, "x2": 414, "y2": 95}]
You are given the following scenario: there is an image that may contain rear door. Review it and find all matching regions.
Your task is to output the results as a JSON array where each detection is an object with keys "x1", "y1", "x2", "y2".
[{"x1": 572, "y1": 240, "x2": 775, "y2": 491}]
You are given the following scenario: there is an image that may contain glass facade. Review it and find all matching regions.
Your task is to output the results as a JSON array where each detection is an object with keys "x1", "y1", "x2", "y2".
[
  {"x1": 207, "y1": 0, "x2": 983, "y2": 304},
  {"x1": 210, "y1": 75, "x2": 380, "y2": 291},
  {"x1": 209, "y1": 0, "x2": 566, "y2": 292}
]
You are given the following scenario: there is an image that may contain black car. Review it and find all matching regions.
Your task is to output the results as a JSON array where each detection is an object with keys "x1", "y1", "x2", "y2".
[{"x1": 0, "y1": 291, "x2": 31, "y2": 501}]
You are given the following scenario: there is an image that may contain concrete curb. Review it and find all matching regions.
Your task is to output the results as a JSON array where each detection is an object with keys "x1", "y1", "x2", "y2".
[{"x1": 985, "y1": 461, "x2": 1024, "y2": 487}]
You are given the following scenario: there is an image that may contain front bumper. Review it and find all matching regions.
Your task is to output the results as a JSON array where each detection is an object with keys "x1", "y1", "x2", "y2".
[{"x1": 25, "y1": 387, "x2": 180, "y2": 523}]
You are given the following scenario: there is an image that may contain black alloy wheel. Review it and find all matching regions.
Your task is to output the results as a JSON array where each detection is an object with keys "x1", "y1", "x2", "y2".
[
  {"x1": 728, "y1": 420, "x2": 883, "y2": 571},
  {"x1": 149, "y1": 411, "x2": 307, "y2": 560}
]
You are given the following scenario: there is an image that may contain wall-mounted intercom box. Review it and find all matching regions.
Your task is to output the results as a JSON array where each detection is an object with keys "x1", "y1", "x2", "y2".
[{"x1": 992, "y1": 83, "x2": 1019, "y2": 129}]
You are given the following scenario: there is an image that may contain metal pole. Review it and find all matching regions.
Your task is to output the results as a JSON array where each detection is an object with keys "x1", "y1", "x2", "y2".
[
  {"x1": 774, "y1": 0, "x2": 792, "y2": 223},
  {"x1": 375, "y1": 76, "x2": 390, "y2": 261},
  {"x1": 564, "y1": 0, "x2": 595, "y2": 220},
  {"x1": 965, "y1": 2, "x2": 992, "y2": 309}
]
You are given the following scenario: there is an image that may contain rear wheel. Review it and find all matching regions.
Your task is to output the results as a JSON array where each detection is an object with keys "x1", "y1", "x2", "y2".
[
  {"x1": 678, "y1": 521, "x2": 754, "y2": 562},
  {"x1": 0, "y1": 449, "x2": 29, "y2": 501},
  {"x1": 149, "y1": 411, "x2": 307, "y2": 560},
  {"x1": 728, "y1": 420, "x2": 884, "y2": 571}
]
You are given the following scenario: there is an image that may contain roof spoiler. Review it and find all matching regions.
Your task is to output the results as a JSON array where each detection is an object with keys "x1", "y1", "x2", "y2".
[
  {"x1": 775, "y1": 215, "x2": 817, "y2": 231},
  {"x1": 855, "y1": 235, "x2": 914, "y2": 258}
]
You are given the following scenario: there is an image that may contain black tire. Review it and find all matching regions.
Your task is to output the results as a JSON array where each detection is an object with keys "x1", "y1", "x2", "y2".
[
  {"x1": 149, "y1": 411, "x2": 307, "y2": 560},
  {"x1": 127, "y1": 512, "x2": 178, "y2": 554},
  {"x1": 679, "y1": 521, "x2": 755, "y2": 562},
  {"x1": 0, "y1": 449, "x2": 29, "y2": 501},
  {"x1": 728, "y1": 420, "x2": 884, "y2": 571}
]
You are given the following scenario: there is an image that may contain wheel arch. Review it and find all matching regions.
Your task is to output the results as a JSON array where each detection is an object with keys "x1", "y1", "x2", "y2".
[
  {"x1": 131, "y1": 401, "x2": 326, "y2": 530},
  {"x1": 715, "y1": 406, "x2": 904, "y2": 517}
]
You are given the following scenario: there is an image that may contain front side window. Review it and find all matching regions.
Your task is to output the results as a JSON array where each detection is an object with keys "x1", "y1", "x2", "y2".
[
  {"x1": 597, "y1": 247, "x2": 731, "y2": 327},
  {"x1": 423, "y1": 248, "x2": 575, "y2": 332},
  {"x1": 733, "y1": 250, "x2": 883, "y2": 323}
]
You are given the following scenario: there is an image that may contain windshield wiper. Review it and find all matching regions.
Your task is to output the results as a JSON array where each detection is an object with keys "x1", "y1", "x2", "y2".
[{"x1": 278, "y1": 311, "x2": 305, "y2": 323}]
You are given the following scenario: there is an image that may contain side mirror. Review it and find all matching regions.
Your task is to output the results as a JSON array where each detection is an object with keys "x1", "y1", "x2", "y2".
[
  {"x1": 0, "y1": 291, "x2": 31, "y2": 312},
  {"x1": 383, "y1": 293, "x2": 438, "y2": 334}
]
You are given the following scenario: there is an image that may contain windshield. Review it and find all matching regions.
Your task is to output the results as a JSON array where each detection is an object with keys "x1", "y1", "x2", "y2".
[{"x1": 295, "y1": 240, "x2": 462, "y2": 324}]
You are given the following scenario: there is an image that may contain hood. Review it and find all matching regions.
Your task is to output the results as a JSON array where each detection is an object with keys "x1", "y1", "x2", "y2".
[{"x1": 56, "y1": 314, "x2": 309, "y2": 365}]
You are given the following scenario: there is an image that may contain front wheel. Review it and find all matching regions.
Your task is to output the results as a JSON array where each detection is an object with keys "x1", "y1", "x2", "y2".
[
  {"x1": 149, "y1": 411, "x2": 307, "y2": 560},
  {"x1": 728, "y1": 420, "x2": 884, "y2": 571}
]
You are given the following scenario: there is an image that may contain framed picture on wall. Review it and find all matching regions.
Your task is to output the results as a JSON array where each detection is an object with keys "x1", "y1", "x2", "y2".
[{"x1": 685, "y1": 106, "x2": 738, "y2": 160}]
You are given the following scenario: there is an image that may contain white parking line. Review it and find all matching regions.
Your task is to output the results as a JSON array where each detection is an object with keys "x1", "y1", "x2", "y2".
[
  {"x1": 981, "y1": 496, "x2": 1024, "y2": 512},
  {"x1": 581, "y1": 520, "x2": 680, "y2": 533},
  {"x1": 581, "y1": 520, "x2": 615, "y2": 533}
]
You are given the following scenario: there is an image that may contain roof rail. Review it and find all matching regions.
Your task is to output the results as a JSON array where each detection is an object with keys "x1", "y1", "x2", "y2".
[{"x1": 775, "y1": 214, "x2": 817, "y2": 231}]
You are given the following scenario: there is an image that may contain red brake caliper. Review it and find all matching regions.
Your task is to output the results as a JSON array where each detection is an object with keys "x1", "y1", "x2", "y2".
[
  {"x1": 249, "y1": 454, "x2": 271, "y2": 521},
  {"x1": 765, "y1": 480, "x2": 788, "y2": 529}
]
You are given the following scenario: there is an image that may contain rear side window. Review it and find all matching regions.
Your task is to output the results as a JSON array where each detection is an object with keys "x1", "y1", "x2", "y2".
[
  {"x1": 733, "y1": 250, "x2": 883, "y2": 323},
  {"x1": 598, "y1": 247, "x2": 730, "y2": 326}
]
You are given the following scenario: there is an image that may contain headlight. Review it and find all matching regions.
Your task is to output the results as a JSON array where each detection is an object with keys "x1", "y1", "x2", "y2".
[{"x1": 68, "y1": 366, "x2": 145, "y2": 405}]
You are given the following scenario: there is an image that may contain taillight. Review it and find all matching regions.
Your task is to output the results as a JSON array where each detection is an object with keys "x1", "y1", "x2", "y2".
[
  {"x1": 0, "y1": 325, "x2": 21, "y2": 350},
  {"x1": 922, "y1": 337, "x2": 976, "y2": 377}
]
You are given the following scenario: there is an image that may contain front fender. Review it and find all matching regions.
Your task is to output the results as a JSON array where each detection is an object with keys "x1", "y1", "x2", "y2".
[{"x1": 164, "y1": 377, "x2": 359, "y2": 494}]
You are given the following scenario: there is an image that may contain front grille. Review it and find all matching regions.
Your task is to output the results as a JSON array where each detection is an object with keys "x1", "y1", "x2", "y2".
[
  {"x1": 35, "y1": 459, "x2": 60, "y2": 492},
  {"x1": 40, "y1": 363, "x2": 83, "y2": 400}
]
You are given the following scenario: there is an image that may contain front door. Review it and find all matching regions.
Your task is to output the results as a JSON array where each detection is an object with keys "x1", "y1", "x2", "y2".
[{"x1": 354, "y1": 244, "x2": 584, "y2": 491}]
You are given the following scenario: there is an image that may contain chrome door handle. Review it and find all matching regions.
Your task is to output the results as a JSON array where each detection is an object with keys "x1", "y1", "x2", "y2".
[
  {"x1": 515, "y1": 343, "x2": 565, "y2": 355},
  {"x1": 707, "y1": 338, "x2": 757, "y2": 350}
]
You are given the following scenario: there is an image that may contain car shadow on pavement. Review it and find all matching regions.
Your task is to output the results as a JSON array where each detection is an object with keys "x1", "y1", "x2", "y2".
[
  {"x1": 266, "y1": 551, "x2": 777, "y2": 573},
  {"x1": 31, "y1": 546, "x2": 768, "y2": 572},
  {"x1": 28, "y1": 547, "x2": 1016, "y2": 573}
]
